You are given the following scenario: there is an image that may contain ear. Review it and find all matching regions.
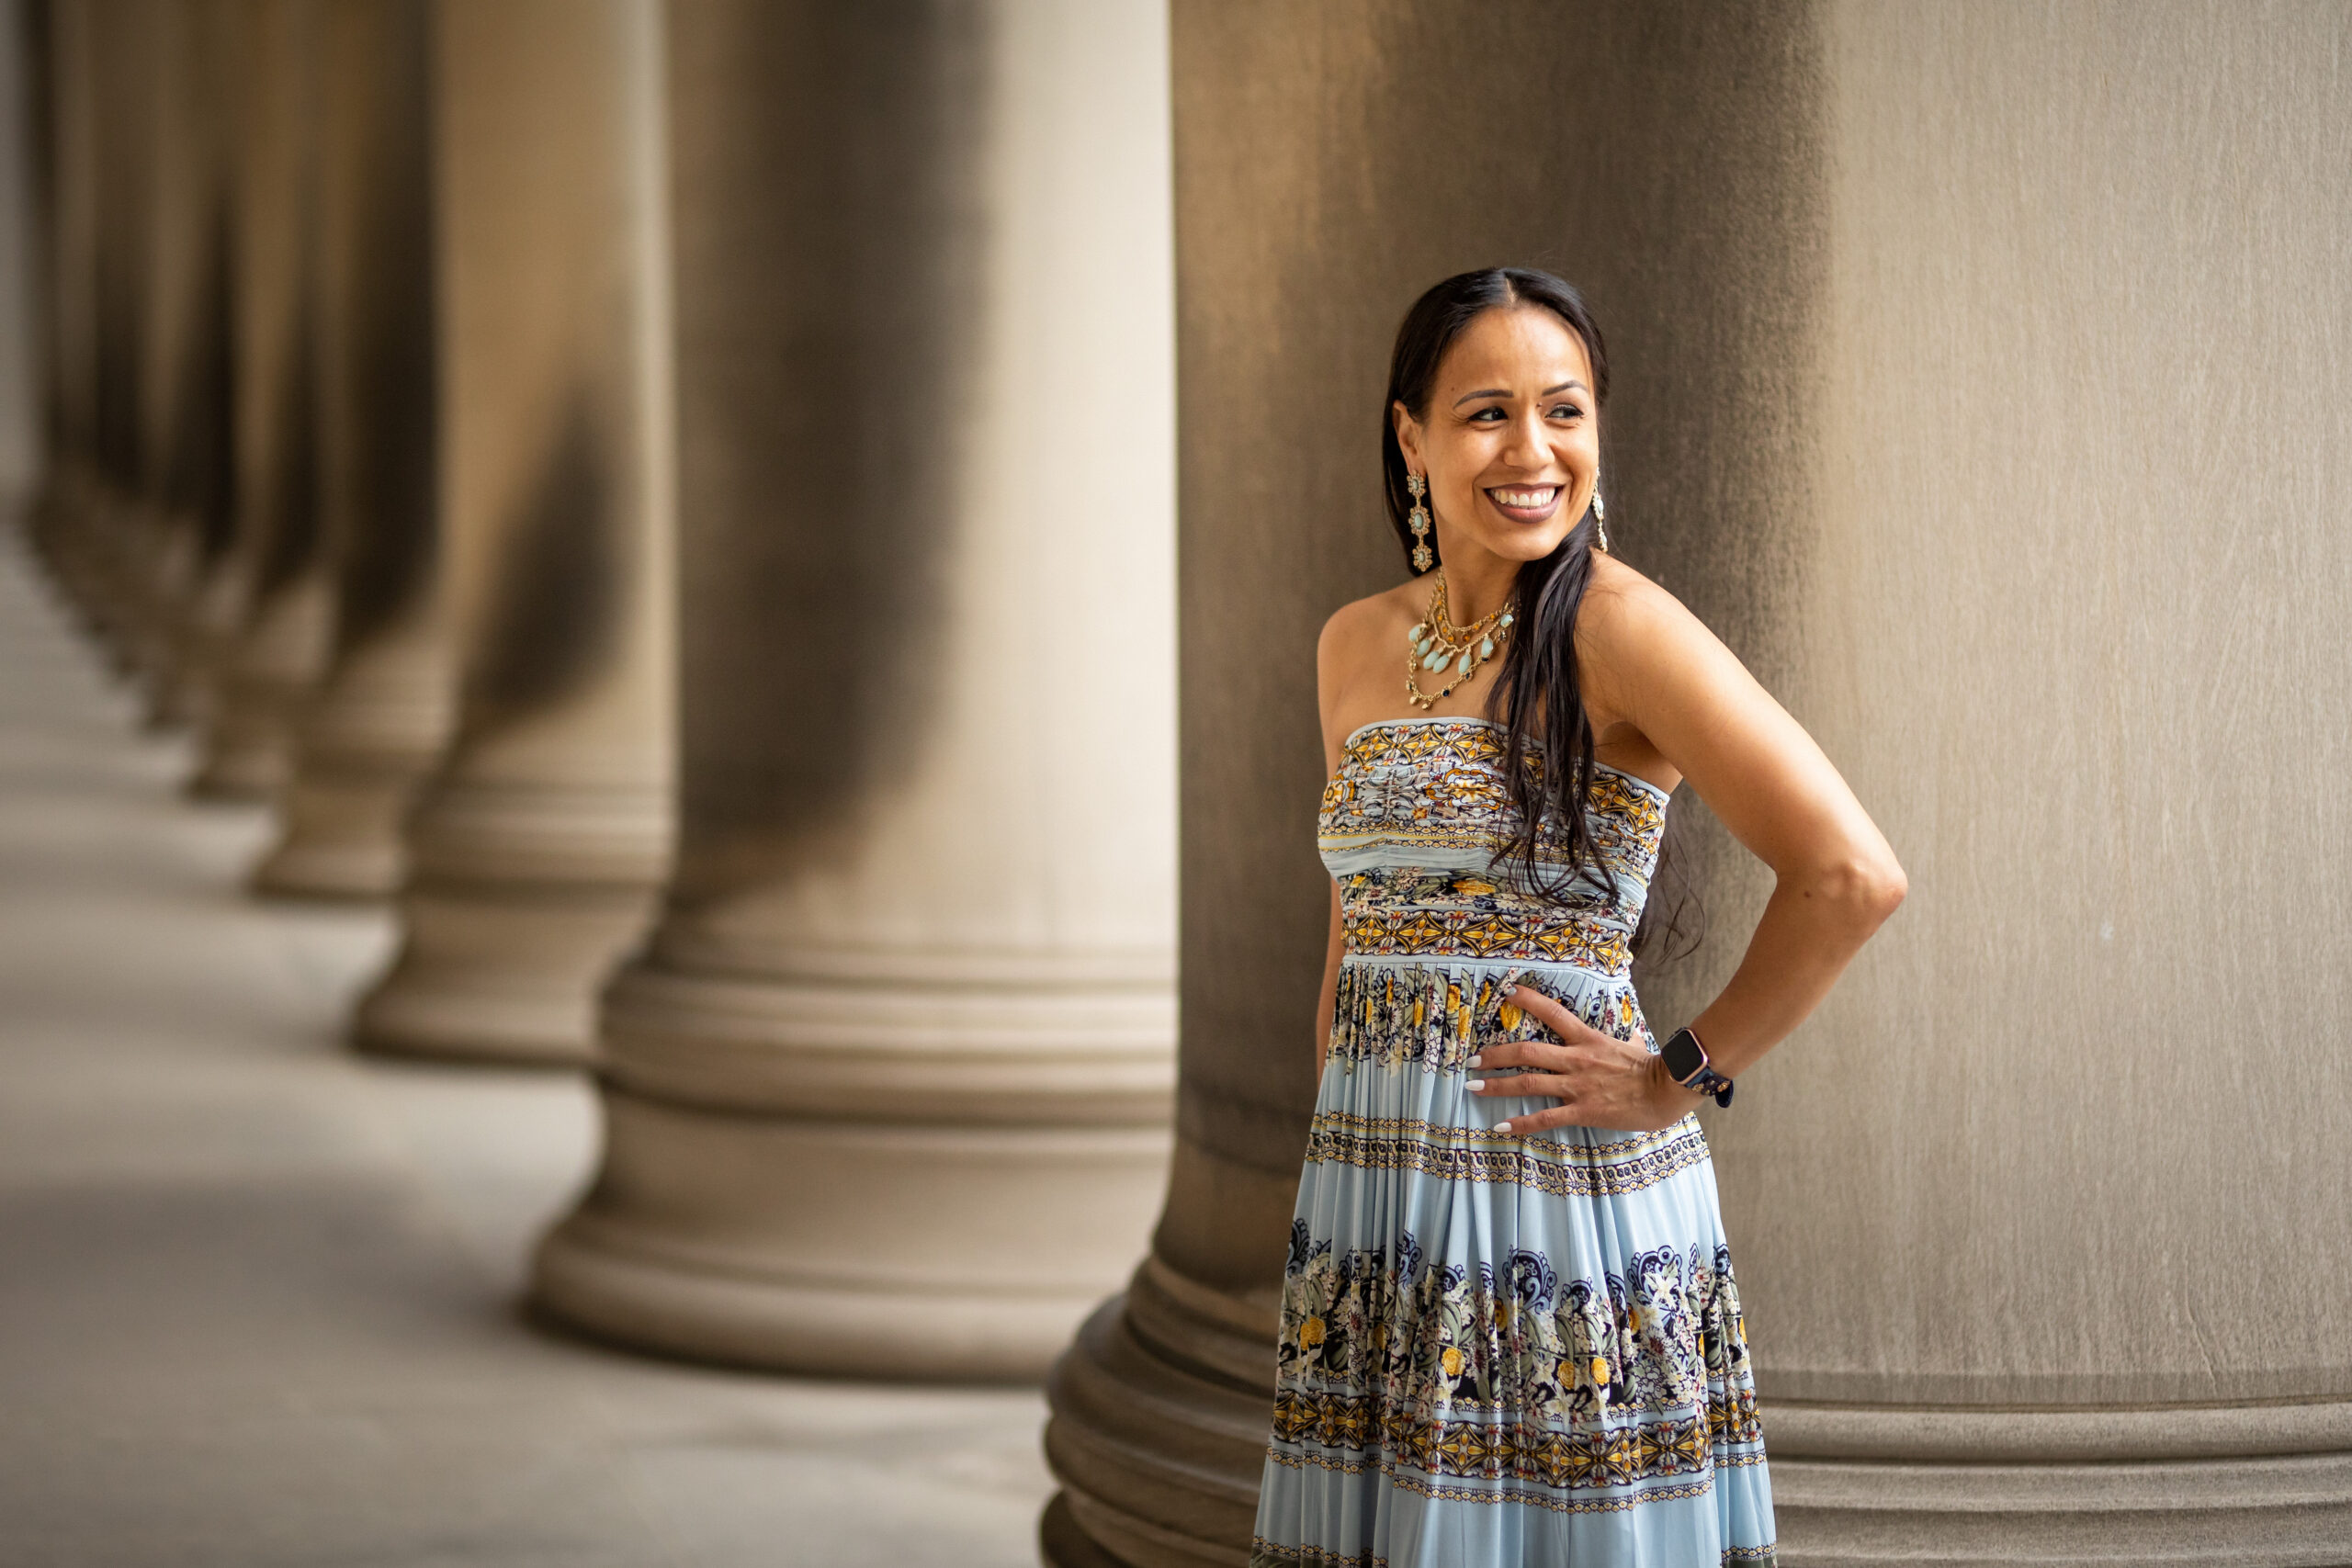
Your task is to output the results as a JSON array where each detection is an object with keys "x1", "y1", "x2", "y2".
[{"x1": 1390, "y1": 400, "x2": 1425, "y2": 474}]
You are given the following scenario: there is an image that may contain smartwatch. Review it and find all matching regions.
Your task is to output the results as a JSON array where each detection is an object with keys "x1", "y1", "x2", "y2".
[{"x1": 1659, "y1": 1027, "x2": 1734, "y2": 1108}]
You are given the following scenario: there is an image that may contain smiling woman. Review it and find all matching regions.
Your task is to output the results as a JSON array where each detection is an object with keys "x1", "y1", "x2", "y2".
[{"x1": 1247, "y1": 268, "x2": 1906, "y2": 1568}]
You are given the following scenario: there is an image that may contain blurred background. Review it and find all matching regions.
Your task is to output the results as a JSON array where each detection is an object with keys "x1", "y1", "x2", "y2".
[{"x1": 6, "y1": 3, "x2": 2352, "y2": 1566}]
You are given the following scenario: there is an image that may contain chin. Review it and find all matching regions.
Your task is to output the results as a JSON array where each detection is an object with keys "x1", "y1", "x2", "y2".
[{"x1": 1476, "y1": 527, "x2": 1575, "y2": 564}]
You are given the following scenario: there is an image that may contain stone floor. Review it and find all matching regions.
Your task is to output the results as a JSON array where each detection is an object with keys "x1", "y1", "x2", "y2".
[{"x1": 0, "y1": 521, "x2": 1056, "y2": 1567}]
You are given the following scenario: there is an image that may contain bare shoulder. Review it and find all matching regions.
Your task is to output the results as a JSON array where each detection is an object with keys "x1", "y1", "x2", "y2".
[
  {"x1": 1572, "y1": 549, "x2": 1749, "y2": 738},
  {"x1": 1577, "y1": 549, "x2": 1695, "y2": 644},
  {"x1": 1317, "y1": 579, "x2": 1424, "y2": 667},
  {"x1": 1317, "y1": 579, "x2": 1425, "y2": 764}
]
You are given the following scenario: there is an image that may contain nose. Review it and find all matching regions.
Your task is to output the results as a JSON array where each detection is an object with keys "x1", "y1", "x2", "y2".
[{"x1": 1499, "y1": 405, "x2": 1553, "y2": 472}]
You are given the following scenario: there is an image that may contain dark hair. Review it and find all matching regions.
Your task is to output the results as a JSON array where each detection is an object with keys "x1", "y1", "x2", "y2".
[{"x1": 1382, "y1": 266, "x2": 1696, "y2": 958}]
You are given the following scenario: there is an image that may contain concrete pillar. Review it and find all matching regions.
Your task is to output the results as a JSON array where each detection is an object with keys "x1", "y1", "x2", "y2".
[
  {"x1": 1683, "y1": 5, "x2": 2352, "y2": 1558},
  {"x1": 0, "y1": 0, "x2": 43, "y2": 501},
  {"x1": 531, "y1": 0, "x2": 1177, "y2": 1379},
  {"x1": 132, "y1": 0, "x2": 236, "y2": 729},
  {"x1": 351, "y1": 0, "x2": 673, "y2": 1065},
  {"x1": 250, "y1": 0, "x2": 446, "y2": 899},
  {"x1": 30, "y1": 0, "x2": 107, "y2": 599},
  {"x1": 187, "y1": 0, "x2": 328, "y2": 802},
  {"x1": 1045, "y1": 4, "x2": 2352, "y2": 1563},
  {"x1": 79, "y1": 0, "x2": 159, "y2": 663}
]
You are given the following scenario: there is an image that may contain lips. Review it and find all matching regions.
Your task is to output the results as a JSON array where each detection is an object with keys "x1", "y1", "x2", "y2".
[{"x1": 1485, "y1": 484, "x2": 1563, "y2": 521}]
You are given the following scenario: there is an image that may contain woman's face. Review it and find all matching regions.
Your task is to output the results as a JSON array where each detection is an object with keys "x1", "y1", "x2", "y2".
[{"x1": 1392, "y1": 304, "x2": 1600, "y2": 570}]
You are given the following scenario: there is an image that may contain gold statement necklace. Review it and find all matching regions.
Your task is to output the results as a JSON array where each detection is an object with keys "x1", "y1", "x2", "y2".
[{"x1": 1405, "y1": 572, "x2": 1513, "y2": 710}]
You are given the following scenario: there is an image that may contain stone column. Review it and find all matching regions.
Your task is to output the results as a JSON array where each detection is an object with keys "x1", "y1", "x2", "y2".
[
  {"x1": 1045, "y1": 4, "x2": 2352, "y2": 1563},
  {"x1": 1686, "y1": 5, "x2": 2352, "y2": 1558},
  {"x1": 187, "y1": 0, "x2": 329, "y2": 802},
  {"x1": 77, "y1": 0, "x2": 160, "y2": 667},
  {"x1": 1045, "y1": 6, "x2": 1829, "y2": 1558},
  {"x1": 531, "y1": 0, "x2": 1178, "y2": 1379},
  {"x1": 135, "y1": 0, "x2": 237, "y2": 730},
  {"x1": 351, "y1": 0, "x2": 673, "y2": 1065},
  {"x1": 29, "y1": 0, "x2": 107, "y2": 604},
  {"x1": 250, "y1": 0, "x2": 447, "y2": 899}
]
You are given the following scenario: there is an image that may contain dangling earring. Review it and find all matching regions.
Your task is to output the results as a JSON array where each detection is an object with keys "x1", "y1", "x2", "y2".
[
  {"x1": 1408, "y1": 473, "x2": 1433, "y2": 572},
  {"x1": 1591, "y1": 489, "x2": 1611, "y2": 553}
]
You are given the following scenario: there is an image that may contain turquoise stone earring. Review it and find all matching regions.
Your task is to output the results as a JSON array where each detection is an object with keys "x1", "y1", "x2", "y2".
[{"x1": 1407, "y1": 473, "x2": 1433, "y2": 571}]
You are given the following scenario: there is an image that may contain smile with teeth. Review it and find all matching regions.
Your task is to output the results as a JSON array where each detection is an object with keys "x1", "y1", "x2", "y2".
[{"x1": 1487, "y1": 485, "x2": 1561, "y2": 509}]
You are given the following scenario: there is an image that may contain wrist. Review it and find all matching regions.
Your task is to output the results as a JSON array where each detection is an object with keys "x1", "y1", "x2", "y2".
[
  {"x1": 1658, "y1": 1025, "x2": 1736, "y2": 1109},
  {"x1": 1647, "y1": 1052, "x2": 1705, "y2": 1115}
]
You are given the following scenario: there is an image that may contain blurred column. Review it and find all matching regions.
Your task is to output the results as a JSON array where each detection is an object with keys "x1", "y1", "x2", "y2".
[
  {"x1": 352, "y1": 0, "x2": 673, "y2": 1065},
  {"x1": 189, "y1": 0, "x2": 327, "y2": 801},
  {"x1": 251, "y1": 0, "x2": 447, "y2": 898},
  {"x1": 531, "y1": 0, "x2": 1177, "y2": 1378},
  {"x1": 136, "y1": 0, "x2": 237, "y2": 728},
  {"x1": 1045, "y1": 4, "x2": 2352, "y2": 1565},
  {"x1": 80, "y1": 0, "x2": 159, "y2": 663},
  {"x1": 30, "y1": 0, "x2": 105, "y2": 599}
]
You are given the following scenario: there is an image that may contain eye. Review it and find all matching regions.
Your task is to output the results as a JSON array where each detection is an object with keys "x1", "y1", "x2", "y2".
[
  {"x1": 1546, "y1": 401, "x2": 1585, "y2": 422},
  {"x1": 1467, "y1": 406, "x2": 1506, "y2": 423}
]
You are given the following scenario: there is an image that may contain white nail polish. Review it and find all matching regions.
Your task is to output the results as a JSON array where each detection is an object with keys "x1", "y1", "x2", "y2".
[
  {"x1": 1465, "y1": 1055, "x2": 1482, "y2": 1069},
  {"x1": 1466, "y1": 1079, "x2": 1484, "y2": 1092},
  {"x1": 1495, "y1": 1120, "x2": 1513, "y2": 1134}
]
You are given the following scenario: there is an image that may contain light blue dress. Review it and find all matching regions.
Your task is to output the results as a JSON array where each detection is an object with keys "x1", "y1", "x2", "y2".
[{"x1": 1250, "y1": 716, "x2": 1776, "y2": 1568}]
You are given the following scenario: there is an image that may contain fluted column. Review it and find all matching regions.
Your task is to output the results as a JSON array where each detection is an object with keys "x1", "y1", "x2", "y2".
[
  {"x1": 78, "y1": 0, "x2": 160, "y2": 664},
  {"x1": 1680, "y1": 5, "x2": 2352, "y2": 1557},
  {"x1": 352, "y1": 0, "x2": 673, "y2": 1065},
  {"x1": 251, "y1": 0, "x2": 446, "y2": 899},
  {"x1": 532, "y1": 0, "x2": 1177, "y2": 1379},
  {"x1": 1046, "y1": 4, "x2": 2352, "y2": 1564},
  {"x1": 188, "y1": 0, "x2": 328, "y2": 801},
  {"x1": 134, "y1": 0, "x2": 237, "y2": 729},
  {"x1": 30, "y1": 0, "x2": 107, "y2": 604}
]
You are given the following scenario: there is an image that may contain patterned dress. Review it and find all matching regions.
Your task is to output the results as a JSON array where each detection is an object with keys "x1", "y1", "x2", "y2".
[{"x1": 1250, "y1": 716, "x2": 1776, "y2": 1568}]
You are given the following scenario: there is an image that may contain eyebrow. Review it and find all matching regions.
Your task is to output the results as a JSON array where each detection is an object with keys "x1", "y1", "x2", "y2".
[{"x1": 1452, "y1": 378, "x2": 1589, "y2": 408}]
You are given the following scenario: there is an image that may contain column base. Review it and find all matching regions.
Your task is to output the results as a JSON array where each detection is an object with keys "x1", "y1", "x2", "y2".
[
  {"x1": 354, "y1": 881, "x2": 655, "y2": 1066},
  {"x1": 532, "y1": 1084, "x2": 1170, "y2": 1381},
  {"x1": 188, "y1": 580, "x2": 333, "y2": 802},
  {"x1": 1042, "y1": 1134, "x2": 1301, "y2": 1568},
  {"x1": 250, "y1": 770, "x2": 416, "y2": 899},
  {"x1": 1041, "y1": 1289, "x2": 1271, "y2": 1568},
  {"x1": 187, "y1": 715, "x2": 294, "y2": 802},
  {"x1": 1766, "y1": 1400, "x2": 2352, "y2": 1566}
]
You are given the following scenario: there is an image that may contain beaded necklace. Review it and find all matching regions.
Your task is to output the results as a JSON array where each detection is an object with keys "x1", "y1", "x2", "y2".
[{"x1": 1405, "y1": 573, "x2": 1513, "y2": 711}]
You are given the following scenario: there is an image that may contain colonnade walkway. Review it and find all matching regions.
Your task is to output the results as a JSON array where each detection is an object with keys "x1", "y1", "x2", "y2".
[{"x1": 0, "y1": 513, "x2": 1051, "y2": 1566}]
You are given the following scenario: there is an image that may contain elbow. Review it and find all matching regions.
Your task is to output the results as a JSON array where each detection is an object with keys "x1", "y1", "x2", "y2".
[{"x1": 1805, "y1": 852, "x2": 1907, "y2": 932}]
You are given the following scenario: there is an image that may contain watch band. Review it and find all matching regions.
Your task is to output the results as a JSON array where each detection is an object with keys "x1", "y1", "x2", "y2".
[{"x1": 1662, "y1": 1026, "x2": 1735, "y2": 1109}]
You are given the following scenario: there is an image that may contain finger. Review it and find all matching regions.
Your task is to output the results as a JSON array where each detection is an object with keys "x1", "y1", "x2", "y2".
[
  {"x1": 1464, "y1": 1041, "x2": 1573, "y2": 1074},
  {"x1": 1470, "y1": 1036, "x2": 1616, "y2": 1076},
  {"x1": 1466, "y1": 1072, "x2": 1574, "y2": 1100},
  {"x1": 1495, "y1": 1104, "x2": 1588, "y2": 1134}
]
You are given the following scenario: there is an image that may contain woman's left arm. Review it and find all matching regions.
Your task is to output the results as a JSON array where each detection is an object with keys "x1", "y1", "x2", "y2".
[{"x1": 1469, "y1": 564, "x2": 1907, "y2": 1133}]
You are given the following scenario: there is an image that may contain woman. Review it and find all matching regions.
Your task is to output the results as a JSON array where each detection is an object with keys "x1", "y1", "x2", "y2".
[{"x1": 1249, "y1": 268, "x2": 1905, "y2": 1568}]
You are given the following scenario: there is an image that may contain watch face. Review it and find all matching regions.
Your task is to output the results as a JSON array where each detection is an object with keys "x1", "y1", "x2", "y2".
[{"x1": 1660, "y1": 1029, "x2": 1705, "y2": 1084}]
